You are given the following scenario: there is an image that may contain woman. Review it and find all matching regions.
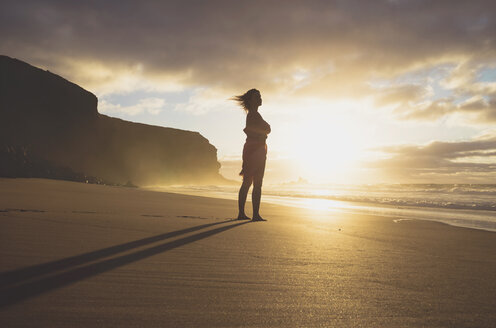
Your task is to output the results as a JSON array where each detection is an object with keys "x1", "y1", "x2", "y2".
[{"x1": 233, "y1": 89, "x2": 271, "y2": 221}]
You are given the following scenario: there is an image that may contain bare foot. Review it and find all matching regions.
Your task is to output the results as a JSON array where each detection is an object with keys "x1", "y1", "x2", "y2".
[
  {"x1": 252, "y1": 216, "x2": 267, "y2": 222},
  {"x1": 237, "y1": 214, "x2": 251, "y2": 220}
]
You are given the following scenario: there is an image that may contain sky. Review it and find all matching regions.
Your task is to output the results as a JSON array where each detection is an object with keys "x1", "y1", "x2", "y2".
[{"x1": 1, "y1": 0, "x2": 496, "y2": 184}]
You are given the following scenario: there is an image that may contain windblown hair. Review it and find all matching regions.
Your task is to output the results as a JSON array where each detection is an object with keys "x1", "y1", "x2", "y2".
[{"x1": 231, "y1": 88, "x2": 260, "y2": 113}]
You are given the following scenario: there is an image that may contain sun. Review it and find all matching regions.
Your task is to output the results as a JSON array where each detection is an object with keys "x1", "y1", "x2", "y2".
[{"x1": 289, "y1": 117, "x2": 364, "y2": 182}]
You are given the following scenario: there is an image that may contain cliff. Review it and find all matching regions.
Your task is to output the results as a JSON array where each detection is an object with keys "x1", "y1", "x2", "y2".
[{"x1": 0, "y1": 55, "x2": 223, "y2": 185}]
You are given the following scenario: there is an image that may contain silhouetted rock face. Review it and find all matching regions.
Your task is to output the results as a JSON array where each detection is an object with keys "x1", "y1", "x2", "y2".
[
  {"x1": 0, "y1": 55, "x2": 222, "y2": 185},
  {"x1": 0, "y1": 145, "x2": 111, "y2": 185}
]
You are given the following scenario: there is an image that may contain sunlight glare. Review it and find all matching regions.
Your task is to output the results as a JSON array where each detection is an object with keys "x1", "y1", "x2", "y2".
[{"x1": 289, "y1": 111, "x2": 365, "y2": 182}]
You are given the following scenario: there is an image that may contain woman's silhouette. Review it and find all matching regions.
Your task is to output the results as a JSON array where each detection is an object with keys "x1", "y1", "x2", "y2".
[{"x1": 233, "y1": 89, "x2": 271, "y2": 221}]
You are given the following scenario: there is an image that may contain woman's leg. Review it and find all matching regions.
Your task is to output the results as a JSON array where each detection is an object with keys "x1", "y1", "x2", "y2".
[
  {"x1": 238, "y1": 176, "x2": 252, "y2": 219},
  {"x1": 252, "y1": 170, "x2": 265, "y2": 221}
]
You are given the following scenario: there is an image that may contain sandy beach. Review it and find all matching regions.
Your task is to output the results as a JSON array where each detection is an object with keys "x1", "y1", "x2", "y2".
[{"x1": 0, "y1": 178, "x2": 495, "y2": 327}]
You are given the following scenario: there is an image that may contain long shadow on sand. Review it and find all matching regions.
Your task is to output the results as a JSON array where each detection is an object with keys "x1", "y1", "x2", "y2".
[
  {"x1": 0, "y1": 220, "x2": 233, "y2": 288},
  {"x1": 0, "y1": 220, "x2": 249, "y2": 308}
]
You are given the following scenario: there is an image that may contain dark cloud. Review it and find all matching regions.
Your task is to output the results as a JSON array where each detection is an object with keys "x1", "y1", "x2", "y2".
[
  {"x1": 372, "y1": 134, "x2": 496, "y2": 182},
  {"x1": 1, "y1": 0, "x2": 496, "y2": 98}
]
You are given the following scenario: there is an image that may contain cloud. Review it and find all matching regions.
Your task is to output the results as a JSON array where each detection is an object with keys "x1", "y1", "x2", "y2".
[
  {"x1": 375, "y1": 84, "x2": 432, "y2": 107},
  {"x1": 397, "y1": 97, "x2": 454, "y2": 121},
  {"x1": 1, "y1": 0, "x2": 496, "y2": 124},
  {"x1": 1, "y1": 1, "x2": 495, "y2": 89},
  {"x1": 173, "y1": 88, "x2": 233, "y2": 115},
  {"x1": 459, "y1": 95, "x2": 496, "y2": 121},
  {"x1": 99, "y1": 98, "x2": 165, "y2": 116},
  {"x1": 374, "y1": 60, "x2": 496, "y2": 122},
  {"x1": 370, "y1": 132, "x2": 496, "y2": 182},
  {"x1": 389, "y1": 94, "x2": 496, "y2": 123}
]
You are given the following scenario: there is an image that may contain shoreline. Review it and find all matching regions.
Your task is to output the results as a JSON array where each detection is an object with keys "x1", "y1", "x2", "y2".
[{"x1": 148, "y1": 184, "x2": 496, "y2": 233}]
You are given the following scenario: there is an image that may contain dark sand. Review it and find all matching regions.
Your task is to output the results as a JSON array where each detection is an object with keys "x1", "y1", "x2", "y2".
[{"x1": 1, "y1": 178, "x2": 495, "y2": 327}]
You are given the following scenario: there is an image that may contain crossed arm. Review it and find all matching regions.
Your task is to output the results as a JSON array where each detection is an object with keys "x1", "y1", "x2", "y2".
[{"x1": 245, "y1": 112, "x2": 271, "y2": 135}]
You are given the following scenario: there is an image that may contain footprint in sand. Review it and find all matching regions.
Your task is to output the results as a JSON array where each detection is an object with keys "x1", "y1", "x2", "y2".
[
  {"x1": 1, "y1": 208, "x2": 46, "y2": 213},
  {"x1": 142, "y1": 215, "x2": 227, "y2": 220},
  {"x1": 176, "y1": 215, "x2": 224, "y2": 220}
]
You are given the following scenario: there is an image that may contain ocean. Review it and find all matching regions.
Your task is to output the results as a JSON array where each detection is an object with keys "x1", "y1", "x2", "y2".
[{"x1": 149, "y1": 184, "x2": 496, "y2": 232}]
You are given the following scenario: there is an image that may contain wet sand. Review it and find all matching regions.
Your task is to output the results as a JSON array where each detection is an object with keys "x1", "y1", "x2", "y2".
[{"x1": 1, "y1": 178, "x2": 495, "y2": 327}]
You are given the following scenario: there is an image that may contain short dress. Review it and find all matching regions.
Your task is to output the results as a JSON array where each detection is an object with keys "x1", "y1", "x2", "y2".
[{"x1": 239, "y1": 111, "x2": 271, "y2": 178}]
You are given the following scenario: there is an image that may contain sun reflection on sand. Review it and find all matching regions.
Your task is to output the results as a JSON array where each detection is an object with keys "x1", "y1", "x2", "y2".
[{"x1": 262, "y1": 195, "x2": 357, "y2": 213}]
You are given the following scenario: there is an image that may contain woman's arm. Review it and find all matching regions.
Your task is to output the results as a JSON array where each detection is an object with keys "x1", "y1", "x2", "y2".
[{"x1": 245, "y1": 112, "x2": 271, "y2": 135}]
